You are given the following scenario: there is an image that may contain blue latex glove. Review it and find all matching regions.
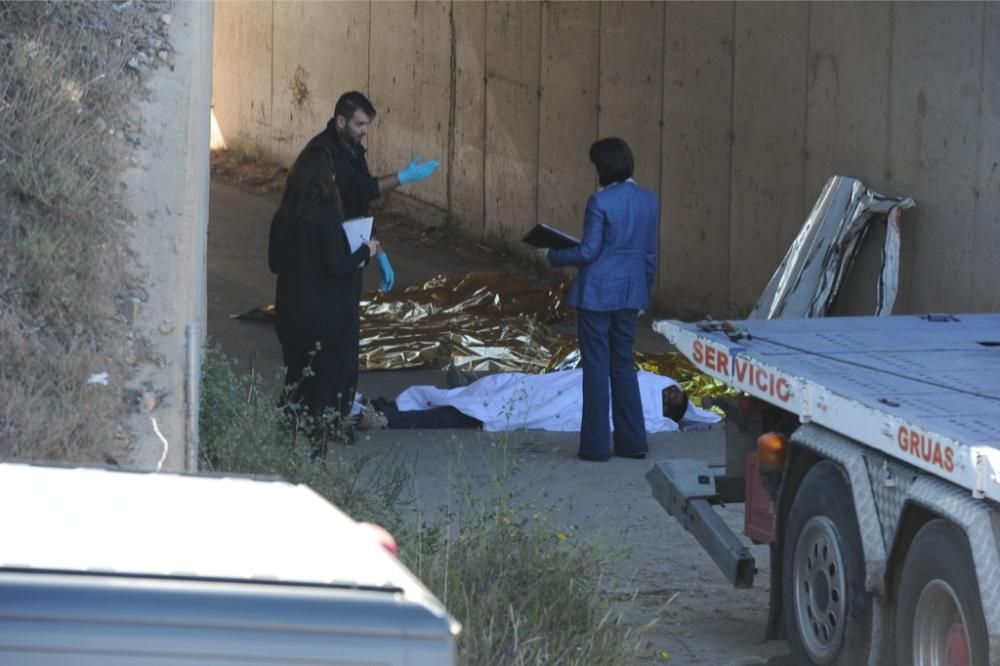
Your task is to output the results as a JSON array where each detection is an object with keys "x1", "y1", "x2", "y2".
[
  {"x1": 376, "y1": 253, "x2": 395, "y2": 293},
  {"x1": 398, "y1": 156, "x2": 439, "y2": 185}
]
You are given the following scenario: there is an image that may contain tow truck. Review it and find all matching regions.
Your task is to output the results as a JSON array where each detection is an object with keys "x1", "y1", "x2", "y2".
[{"x1": 648, "y1": 313, "x2": 1000, "y2": 666}]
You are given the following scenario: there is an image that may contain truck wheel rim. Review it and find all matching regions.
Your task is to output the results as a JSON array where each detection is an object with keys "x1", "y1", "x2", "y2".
[
  {"x1": 912, "y1": 579, "x2": 970, "y2": 666},
  {"x1": 792, "y1": 515, "x2": 847, "y2": 662}
]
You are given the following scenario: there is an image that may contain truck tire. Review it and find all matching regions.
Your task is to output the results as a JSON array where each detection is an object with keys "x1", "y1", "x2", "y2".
[
  {"x1": 895, "y1": 518, "x2": 988, "y2": 666},
  {"x1": 782, "y1": 461, "x2": 870, "y2": 664}
]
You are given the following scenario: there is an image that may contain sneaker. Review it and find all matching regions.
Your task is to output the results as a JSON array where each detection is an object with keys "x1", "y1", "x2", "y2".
[{"x1": 356, "y1": 401, "x2": 388, "y2": 430}]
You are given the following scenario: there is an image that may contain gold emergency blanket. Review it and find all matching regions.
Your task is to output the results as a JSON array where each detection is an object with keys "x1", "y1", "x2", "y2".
[
  {"x1": 548, "y1": 348, "x2": 736, "y2": 403},
  {"x1": 237, "y1": 271, "x2": 730, "y2": 405},
  {"x1": 635, "y1": 350, "x2": 739, "y2": 402},
  {"x1": 359, "y1": 272, "x2": 571, "y2": 372}
]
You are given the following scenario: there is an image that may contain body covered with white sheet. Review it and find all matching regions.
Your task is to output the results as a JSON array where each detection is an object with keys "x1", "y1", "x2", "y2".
[{"x1": 395, "y1": 369, "x2": 719, "y2": 433}]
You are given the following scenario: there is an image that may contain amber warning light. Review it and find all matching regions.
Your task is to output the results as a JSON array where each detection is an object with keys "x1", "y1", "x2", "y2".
[{"x1": 756, "y1": 432, "x2": 788, "y2": 474}]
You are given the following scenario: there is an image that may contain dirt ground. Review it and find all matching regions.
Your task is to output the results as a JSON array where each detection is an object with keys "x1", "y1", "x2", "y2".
[{"x1": 207, "y1": 164, "x2": 791, "y2": 665}]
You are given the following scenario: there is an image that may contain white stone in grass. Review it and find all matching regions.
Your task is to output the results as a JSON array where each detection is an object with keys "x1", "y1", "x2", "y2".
[{"x1": 87, "y1": 372, "x2": 110, "y2": 386}]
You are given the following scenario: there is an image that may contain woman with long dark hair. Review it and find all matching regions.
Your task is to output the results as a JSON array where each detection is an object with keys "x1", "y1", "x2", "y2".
[{"x1": 267, "y1": 144, "x2": 379, "y2": 455}]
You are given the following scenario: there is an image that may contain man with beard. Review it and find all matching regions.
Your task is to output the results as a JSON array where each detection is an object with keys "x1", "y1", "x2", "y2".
[{"x1": 307, "y1": 91, "x2": 439, "y2": 294}]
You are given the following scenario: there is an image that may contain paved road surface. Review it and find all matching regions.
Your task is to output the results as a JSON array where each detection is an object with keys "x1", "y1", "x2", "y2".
[{"x1": 207, "y1": 179, "x2": 791, "y2": 665}]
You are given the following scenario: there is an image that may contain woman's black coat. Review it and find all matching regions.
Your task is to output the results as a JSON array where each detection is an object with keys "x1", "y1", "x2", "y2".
[{"x1": 268, "y1": 202, "x2": 371, "y2": 421}]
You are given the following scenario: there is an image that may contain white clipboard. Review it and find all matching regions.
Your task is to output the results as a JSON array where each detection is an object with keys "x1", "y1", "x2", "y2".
[{"x1": 341, "y1": 216, "x2": 373, "y2": 253}]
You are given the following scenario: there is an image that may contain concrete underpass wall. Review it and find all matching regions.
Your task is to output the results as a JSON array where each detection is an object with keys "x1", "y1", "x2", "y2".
[{"x1": 212, "y1": 1, "x2": 1000, "y2": 318}]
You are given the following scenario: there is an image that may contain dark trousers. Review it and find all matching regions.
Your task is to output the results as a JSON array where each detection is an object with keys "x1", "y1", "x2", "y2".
[
  {"x1": 280, "y1": 341, "x2": 357, "y2": 452},
  {"x1": 576, "y1": 308, "x2": 647, "y2": 459},
  {"x1": 372, "y1": 398, "x2": 482, "y2": 429}
]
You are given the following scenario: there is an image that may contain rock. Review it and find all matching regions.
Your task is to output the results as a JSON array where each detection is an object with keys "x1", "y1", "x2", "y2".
[
  {"x1": 117, "y1": 297, "x2": 141, "y2": 325},
  {"x1": 139, "y1": 390, "x2": 157, "y2": 413},
  {"x1": 160, "y1": 13, "x2": 172, "y2": 25}
]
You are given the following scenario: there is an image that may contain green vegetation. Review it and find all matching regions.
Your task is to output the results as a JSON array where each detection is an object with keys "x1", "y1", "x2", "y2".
[
  {"x1": 409, "y1": 481, "x2": 650, "y2": 665},
  {"x1": 199, "y1": 342, "x2": 649, "y2": 665},
  {"x1": 0, "y1": 1, "x2": 145, "y2": 462},
  {"x1": 198, "y1": 341, "x2": 411, "y2": 528}
]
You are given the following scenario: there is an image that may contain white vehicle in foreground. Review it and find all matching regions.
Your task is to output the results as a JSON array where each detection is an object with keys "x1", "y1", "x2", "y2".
[
  {"x1": 0, "y1": 463, "x2": 458, "y2": 665},
  {"x1": 649, "y1": 313, "x2": 1000, "y2": 666}
]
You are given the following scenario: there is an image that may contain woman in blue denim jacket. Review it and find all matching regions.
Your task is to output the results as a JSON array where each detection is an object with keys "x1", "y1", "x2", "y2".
[{"x1": 546, "y1": 138, "x2": 660, "y2": 461}]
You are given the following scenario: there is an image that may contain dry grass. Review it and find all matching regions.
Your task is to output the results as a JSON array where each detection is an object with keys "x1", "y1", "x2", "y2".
[
  {"x1": 210, "y1": 140, "x2": 288, "y2": 197},
  {"x1": 199, "y1": 341, "x2": 651, "y2": 665},
  {"x1": 404, "y1": 474, "x2": 651, "y2": 665},
  {"x1": 0, "y1": 2, "x2": 155, "y2": 462}
]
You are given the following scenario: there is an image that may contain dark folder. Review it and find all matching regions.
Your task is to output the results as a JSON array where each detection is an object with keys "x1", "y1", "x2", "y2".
[{"x1": 521, "y1": 224, "x2": 580, "y2": 250}]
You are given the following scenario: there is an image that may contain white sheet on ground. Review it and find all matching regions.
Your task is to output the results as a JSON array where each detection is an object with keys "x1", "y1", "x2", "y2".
[{"x1": 394, "y1": 369, "x2": 720, "y2": 433}]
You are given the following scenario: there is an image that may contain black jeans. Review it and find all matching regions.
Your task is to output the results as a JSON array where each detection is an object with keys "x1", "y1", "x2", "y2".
[{"x1": 372, "y1": 398, "x2": 482, "y2": 430}]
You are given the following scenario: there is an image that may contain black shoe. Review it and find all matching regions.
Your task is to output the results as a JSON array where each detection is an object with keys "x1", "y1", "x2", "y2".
[
  {"x1": 577, "y1": 451, "x2": 610, "y2": 462},
  {"x1": 614, "y1": 450, "x2": 647, "y2": 460}
]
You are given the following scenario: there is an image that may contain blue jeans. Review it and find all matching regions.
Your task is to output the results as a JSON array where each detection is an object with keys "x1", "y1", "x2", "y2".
[{"x1": 576, "y1": 308, "x2": 647, "y2": 459}]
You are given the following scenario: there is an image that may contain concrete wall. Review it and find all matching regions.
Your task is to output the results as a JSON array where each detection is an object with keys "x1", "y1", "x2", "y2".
[
  {"x1": 213, "y1": 1, "x2": 1000, "y2": 318},
  {"x1": 128, "y1": 0, "x2": 213, "y2": 470}
]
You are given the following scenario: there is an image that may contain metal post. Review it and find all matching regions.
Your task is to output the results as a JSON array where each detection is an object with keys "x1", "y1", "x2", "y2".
[{"x1": 184, "y1": 322, "x2": 202, "y2": 473}]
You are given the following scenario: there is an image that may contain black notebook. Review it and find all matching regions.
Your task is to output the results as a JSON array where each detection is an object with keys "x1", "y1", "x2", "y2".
[{"x1": 521, "y1": 224, "x2": 580, "y2": 250}]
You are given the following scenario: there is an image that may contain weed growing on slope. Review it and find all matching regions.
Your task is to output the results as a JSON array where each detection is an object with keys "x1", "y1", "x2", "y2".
[{"x1": 0, "y1": 1, "x2": 160, "y2": 462}]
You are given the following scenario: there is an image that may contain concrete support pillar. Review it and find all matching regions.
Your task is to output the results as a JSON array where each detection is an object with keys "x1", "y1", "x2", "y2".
[{"x1": 124, "y1": 1, "x2": 214, "y2": 471}]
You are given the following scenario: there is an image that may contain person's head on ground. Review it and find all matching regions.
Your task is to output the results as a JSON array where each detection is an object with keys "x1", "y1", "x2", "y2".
[
  {"x1": 279, "y1": 144, "x2": 342, "y2": 219},
  {"x1": 332, "y1": 91, "x2": 376, "y2": 146},
  {"x1": 589, "y1": 137, "x2": 634, "y2": 187},
  {"x1": 662, "y1": 384, "x2": 689, "y2": 422}
]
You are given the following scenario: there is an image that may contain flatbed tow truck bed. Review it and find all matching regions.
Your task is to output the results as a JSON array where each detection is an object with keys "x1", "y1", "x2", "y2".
[{"x1": 655, "y1": 313, "x2": 1000, "y2": 500}]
